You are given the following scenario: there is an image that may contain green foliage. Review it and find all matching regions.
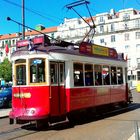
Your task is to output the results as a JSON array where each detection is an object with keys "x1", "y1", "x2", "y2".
[{"x1": 0, "y1": 58, "x2": 12, "y2": 82}]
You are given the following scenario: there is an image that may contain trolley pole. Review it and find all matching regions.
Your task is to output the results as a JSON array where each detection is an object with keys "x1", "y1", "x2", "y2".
[{"x1": 22, "y1": 0, "x2": 25, "y2": 40}]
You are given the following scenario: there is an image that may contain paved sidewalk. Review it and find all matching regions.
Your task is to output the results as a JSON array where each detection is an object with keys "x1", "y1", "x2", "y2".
[{"x1": 0, "y1": 108, "x2": 11, "y2": 118}]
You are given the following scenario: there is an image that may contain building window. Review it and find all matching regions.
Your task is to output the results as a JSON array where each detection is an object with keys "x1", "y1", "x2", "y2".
[
  {"x1": 124, "y1": 33, "x2": 129, "y2": 41},
  {"x1": 12, "y1": 40, "x2": 15, "y2": 45},
  {"x1": 125, "y1": 45, "x2": 130, "y2": 52},
  {"x1": 100, "y1": 38, "x2": 104, "y2": 43},
  {"x1": 127, "y1": 58, "x2": 131, "y2": 67},
  {"x1": 5, "y1": 40, "x2": 8, "y2": 44},
  {"x1": 2, "y1": 41, "x2": 4, "y2": 48},
  {"x1": 136, "y1": 44, "x2": 140, "y2": 51},
  {"x1": 12, "y1": 48, "x2": 15, "y2": 53},
  {"x1": 123, "y1": 14, "x2": 130, "y2": 21},
  {"x1": 111, "y1": 35, "x2": 115, "y2": 42},
  {"x1": 124, "y1": 23, "x2": 128, "y2": 30},
  {"x1": 137, "y1": 58, "x2": 140, "y2": 68},
  {"x1": 8, "y1": 40, "x2": 11, "y2": 47},
  {"x1": 135, "y1": 19, "x2": 140, "y2": 28},
  {"x1": 99, "y1": 25, "x2": 104, "y2": 33},
  {"x1": 99, "y1": 16, "x2": 104, "y2": 22},
  {"x1": 136, "y1": 32, "x2": 140, "y2": 39},
  {"x1": 0, "y1": 52, "x2": 3, "y2": 57},
  {"x1": 51, "y1": 33, "x2": 54, "y2": 39},
  {"x1": 137, "y1": 58, "x2": 140, "y2": 63},
  {"x1": 111, "y1": 23, "x2": 115, "y2": 32}
]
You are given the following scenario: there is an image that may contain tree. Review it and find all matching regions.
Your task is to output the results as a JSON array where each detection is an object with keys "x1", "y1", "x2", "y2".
[{"x1": 0, "y1": 58, "x2": 12, "y2": 82}]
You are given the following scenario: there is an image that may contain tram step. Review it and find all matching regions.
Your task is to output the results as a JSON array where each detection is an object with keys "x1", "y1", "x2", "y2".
[{"x1": 48, "y1": 117, "x2": 69, "y2": 126}]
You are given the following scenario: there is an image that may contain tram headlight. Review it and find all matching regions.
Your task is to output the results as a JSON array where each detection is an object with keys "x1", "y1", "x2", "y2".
[
  {"x1": 26, "y1": 108, "x2": 36, "y2": 115},
  {"x1": 31, "y1": 109, "x2": 35, "y2": 114}
]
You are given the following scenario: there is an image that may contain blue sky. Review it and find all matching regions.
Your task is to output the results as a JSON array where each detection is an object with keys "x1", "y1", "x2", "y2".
[{"x1": 0, "y1": 0, "x2": 140, "y2": 34}]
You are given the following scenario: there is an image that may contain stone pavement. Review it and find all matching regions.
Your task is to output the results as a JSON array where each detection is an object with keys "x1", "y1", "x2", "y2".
[
  {"x1": 128, "y1": 129, "x2": 140, "y2": 140},
  {"x1": 0, "y1": 108, "x2": 11, "y2": 118}
]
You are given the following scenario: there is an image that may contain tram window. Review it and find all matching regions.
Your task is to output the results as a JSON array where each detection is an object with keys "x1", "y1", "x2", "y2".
[
  {"x1": 125, "y1": 68, "x2": 128, "y2": 83},
  {"x1": 117, "y1": 67, "x2": 123, "y2": 84},
  {"x1": 59, "y1": 63, "x2": 64, "y2": 83},
  {"x1": 94, "y1": 65, "x2": 102, "y2": 85},
  {"x1": 111, "y1": 66, "x2": 117, "y2": 85},
  {"x1": 16, "y1": 65, "x2": 26, "y2": 85},
  {"x1": 84, "y1": 64, "x2": 93, "y2": 86},
  {"x1": 73, "y1": 63, "x2": 84, "y2": 86},
  {"x1": 102, "y1": 65, "x2": 110, "y2": 85},
  {"x1": 50, "y1": 63, "x2": 58, "y2": 84},
  {"x1": 30, "y1": 59, "x2": 45, "y2": 83}
]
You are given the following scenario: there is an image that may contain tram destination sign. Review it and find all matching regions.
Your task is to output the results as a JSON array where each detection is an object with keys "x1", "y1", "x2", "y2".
[
  {"x1": 33, "y1": 36, "x2": 44, "y2": 45},
  {"x1": 79, "y1": 42, "x2": 118, "y2": 59},
  {"x1": 16, "y1": 40, "x2": 29, "y2": 48},
  {"x1": 16, "y1": 36, "x2": 49, "y2": 50}
]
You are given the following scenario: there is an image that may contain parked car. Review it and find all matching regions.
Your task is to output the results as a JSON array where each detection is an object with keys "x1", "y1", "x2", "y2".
[{"x1": 0, "y1": 88, "x2": 12, "y2": 108}]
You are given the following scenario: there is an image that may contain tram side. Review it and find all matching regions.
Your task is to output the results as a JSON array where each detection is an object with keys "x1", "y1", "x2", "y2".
[
  {"x1": 9, "y1": 49, "x2": 131, "y2": 126},
  {"x1": 64, "y1": 53, "x2": 130, "y2": 113}
]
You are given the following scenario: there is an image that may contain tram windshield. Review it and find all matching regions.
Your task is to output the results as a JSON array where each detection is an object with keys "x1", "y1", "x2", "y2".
[
  {"x1": 30, "y1": 58, "x2": 45, "y2": 83},
  {"x1": 15, "y1": 59, "x2": 26, "y2": 85}
]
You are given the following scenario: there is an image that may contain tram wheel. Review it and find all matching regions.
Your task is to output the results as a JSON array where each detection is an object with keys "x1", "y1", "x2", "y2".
[
  {"x1": 35, "y1": 119, "x2": 48, "y2": 129},
  {"x1": 119, "y1": 101, "x2": 128, "y2": 108},
  {"x1": 9, "y1": 118, "x2": 14, "y2": 124}
]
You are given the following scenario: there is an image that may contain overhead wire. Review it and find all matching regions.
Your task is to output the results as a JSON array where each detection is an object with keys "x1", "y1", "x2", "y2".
[{"x1": 2, "y1": 0, "x2": 63, "y2": 24}]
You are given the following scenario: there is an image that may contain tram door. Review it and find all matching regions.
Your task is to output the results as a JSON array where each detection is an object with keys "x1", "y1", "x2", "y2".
[{"x1": 49, "y1": 62, "x2": 66, "y2": 116}]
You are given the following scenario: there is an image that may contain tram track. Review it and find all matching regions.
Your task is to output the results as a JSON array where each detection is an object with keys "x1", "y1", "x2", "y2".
[
  {"x1": 0, "y1": 122, "x2": 39, "y2": 140},
  {"x1": 0, "y1": 103, "x2": 139, "y2": 140},
  {"x1": 6, "y1": 131, "x2": 38, "y2": 140}
]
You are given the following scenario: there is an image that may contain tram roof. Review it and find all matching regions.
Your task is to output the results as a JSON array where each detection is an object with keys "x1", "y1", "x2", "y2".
[
  {"x1": 12, "y1": 36, "x2": 125, "y2": 61},
  {"x1": 11, "y1": 45, "x2": 125, "y2": 62}
]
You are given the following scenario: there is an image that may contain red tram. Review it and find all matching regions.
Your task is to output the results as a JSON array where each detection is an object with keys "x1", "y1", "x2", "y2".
[{"x1": 9, "y1": 36, "x2": 132, "y2": 127}]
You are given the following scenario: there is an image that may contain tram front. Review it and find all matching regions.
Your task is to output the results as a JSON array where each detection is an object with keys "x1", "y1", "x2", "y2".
[{"x1": 9, "y1": 56, "x2": 50, "y2": 125}]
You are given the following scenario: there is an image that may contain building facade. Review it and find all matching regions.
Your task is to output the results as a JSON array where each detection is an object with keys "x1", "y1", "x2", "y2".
[
  {"x1": 0, "y1": 8, "x2": 140, "y2": 88},
  {"x1": 57, "y1": 8, "x2": 140, "y2": 88}
]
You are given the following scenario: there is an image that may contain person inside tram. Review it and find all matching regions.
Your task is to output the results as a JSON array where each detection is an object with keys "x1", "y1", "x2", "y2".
[{"x1": 85, "y1": 73, "x2": 93, "y2": 86}]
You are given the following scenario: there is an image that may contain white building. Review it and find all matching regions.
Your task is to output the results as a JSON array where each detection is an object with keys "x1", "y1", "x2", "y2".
[
  {"x1": 57, "y1": 8, "x2": 140, "y2": 88},
  {"x1": 0, "y1": 8, "x2": 140, "y2": 88}
]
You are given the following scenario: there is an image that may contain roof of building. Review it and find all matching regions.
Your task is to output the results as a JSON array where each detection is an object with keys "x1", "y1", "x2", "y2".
[{"x1": 0, "y1": 26, "x2": 57, "y2": 40}]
